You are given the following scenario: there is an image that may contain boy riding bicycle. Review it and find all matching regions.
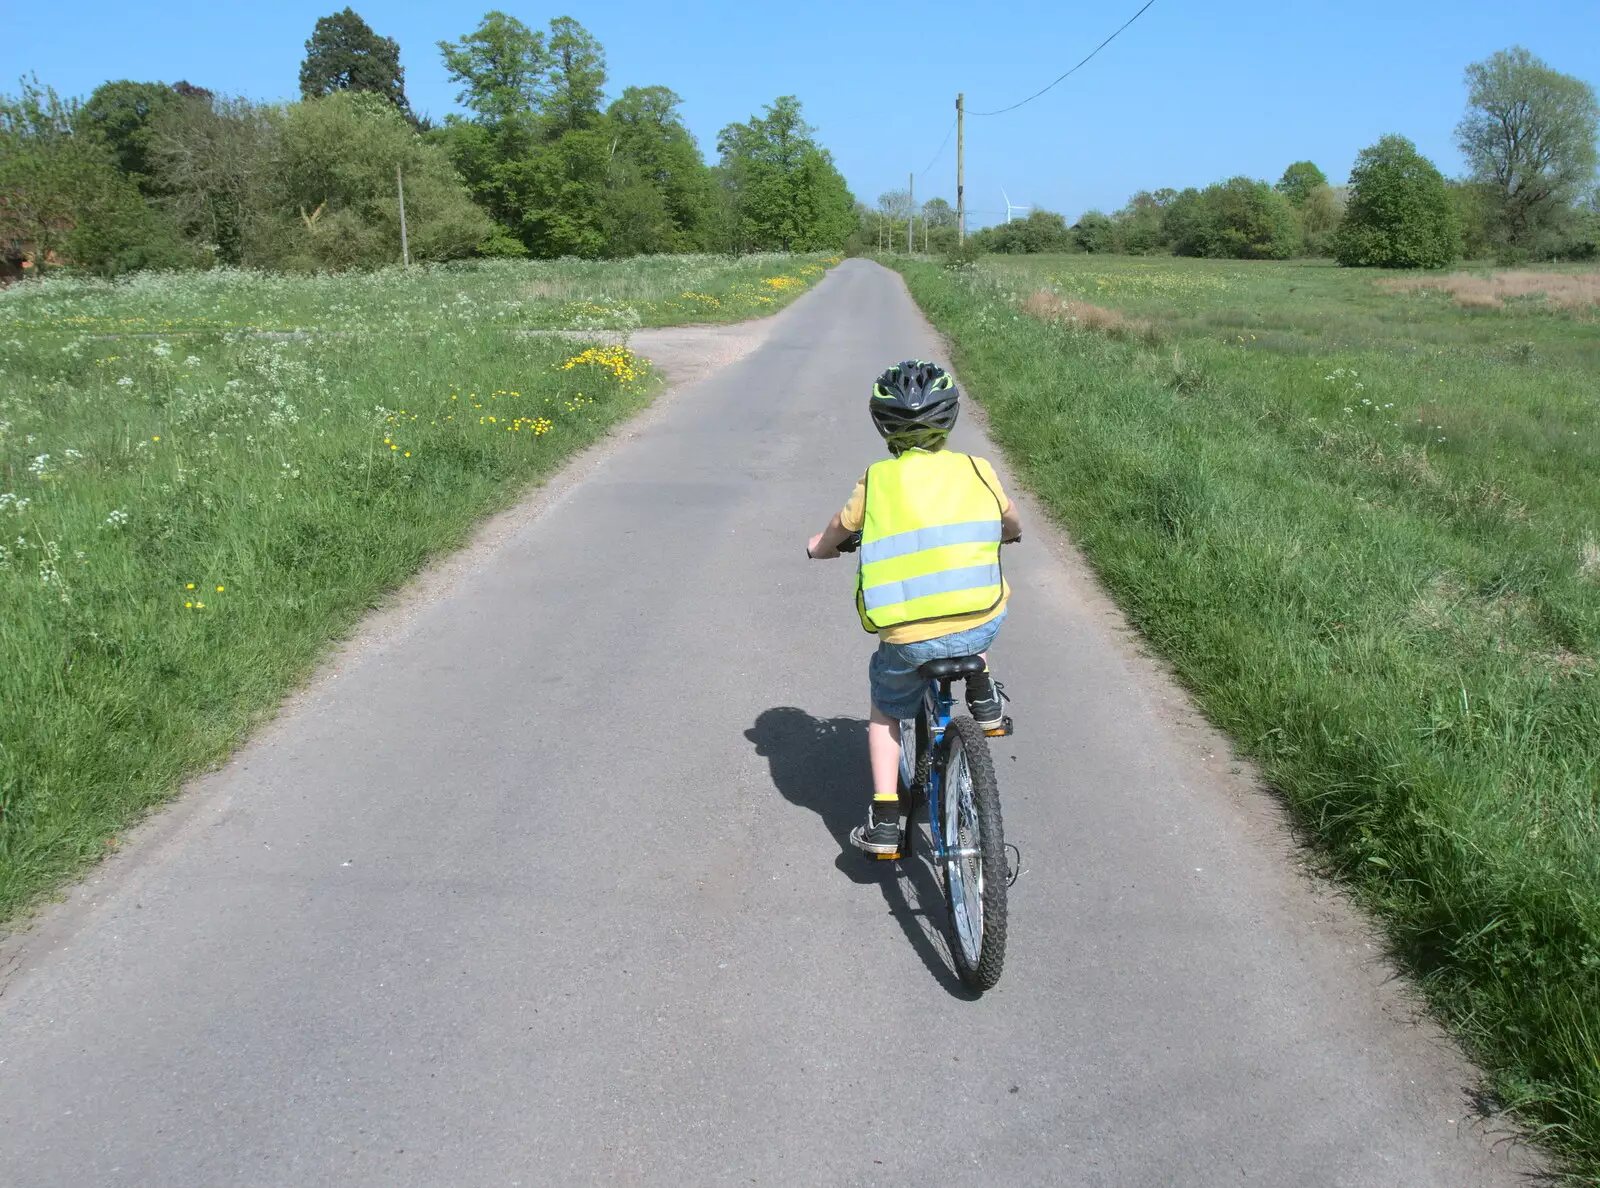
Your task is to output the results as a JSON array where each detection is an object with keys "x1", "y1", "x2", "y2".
[{"x1": 807, "y1": 361, "x2": 1023, "y2": 855}]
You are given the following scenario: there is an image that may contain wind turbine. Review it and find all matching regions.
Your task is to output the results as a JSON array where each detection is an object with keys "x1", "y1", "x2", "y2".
[{"x1": 1002, "y1": 189, "x2": 1031, "y2": 223}]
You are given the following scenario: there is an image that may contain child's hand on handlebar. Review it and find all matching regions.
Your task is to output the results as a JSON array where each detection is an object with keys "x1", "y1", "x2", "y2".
[{"x1": 807, "y1": 531, "x2": 840, "y2": 559}]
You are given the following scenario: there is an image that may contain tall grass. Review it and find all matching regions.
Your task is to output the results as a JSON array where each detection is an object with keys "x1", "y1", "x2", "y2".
[
  {"x1": 0, "y1": 253, "x2": 836, "y2": 921},
  {"x1": 895, "y1": 255, "x2": 1600, "y2": 1177}
]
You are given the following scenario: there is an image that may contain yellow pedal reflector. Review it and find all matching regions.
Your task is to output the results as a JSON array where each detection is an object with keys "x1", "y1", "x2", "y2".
[{"x1": 874, "y1": 852, "x2": 902, "y2": 861}]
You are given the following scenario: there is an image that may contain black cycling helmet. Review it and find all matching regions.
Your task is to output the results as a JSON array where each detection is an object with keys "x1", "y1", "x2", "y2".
[{"x1": 870, "y1": 360, "x2": 959, "y2": 454}]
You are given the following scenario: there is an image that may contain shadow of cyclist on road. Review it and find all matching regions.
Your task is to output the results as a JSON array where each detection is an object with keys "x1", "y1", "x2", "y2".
[{"x1": 745, "y1": 706, "x2": 975, "y2": 999}]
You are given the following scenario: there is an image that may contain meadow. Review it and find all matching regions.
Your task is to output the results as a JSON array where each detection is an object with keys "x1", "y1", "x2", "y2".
[
  {"x1": 0, "y1": 252, "x2": 835, "y2": 923},
  {"x1": 894, "y1": 253, "x2": 1600, "y2": 1175}
]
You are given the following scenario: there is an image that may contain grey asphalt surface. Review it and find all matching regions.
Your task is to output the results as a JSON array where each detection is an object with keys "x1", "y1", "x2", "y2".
[{"x1": 0, "y1": 260, "x2": 1533, "y2": 1186}]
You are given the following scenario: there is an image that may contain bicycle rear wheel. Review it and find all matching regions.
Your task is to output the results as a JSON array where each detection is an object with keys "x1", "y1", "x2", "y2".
[{"x1": 939, "y1": 717, "x2": 1008, "y2": 992}]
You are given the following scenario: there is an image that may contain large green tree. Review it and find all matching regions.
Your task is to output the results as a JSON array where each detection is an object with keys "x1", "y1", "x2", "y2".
[
  {"x1": 1334, "y1": 135, "x2": 1459, "y2": 268},
  {"x1": 438, "y1": 12, "x2": 546, "y2": 134},
  {"x1": 0, "y1": 78, "x2": 180, "y2": 276},
  {"x1": 1456, "y1": 46, "x2": 1599, "y2": 252},
  {"x1": 75, "y1": 81, "x2": 187, "y2": 189},
  {"x1": 1165, "y1": 177, "x2": 1301, "y2": 259},
  {"x1": 1275, "y1": 160, "x2": 1328, "y2": 206},
  {"x1": 144, "y1": 93, "x2": 282, "y2": 265},
  {"x1": 606, "y1": 86, "x2": 716, "y2": 251},
  {"x1": 716, "y1": 96, "x2": 854, "y2": 252},
  {"x1": 544, "y1": 16, "x2": 606, "y2": 136},
  {"x1": 299, "y1": 8, "x2": 412, "y2": 119}
]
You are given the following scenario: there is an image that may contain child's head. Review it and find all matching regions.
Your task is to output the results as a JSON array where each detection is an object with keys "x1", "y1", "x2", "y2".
[{"x1": 869, "y1": 360, "x2": 960, "y2": 455}]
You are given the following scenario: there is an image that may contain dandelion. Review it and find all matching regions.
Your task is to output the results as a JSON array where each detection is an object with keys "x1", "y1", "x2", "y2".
[
  {"x1": 216, "y1": 585, "x2": 225, "y2": 592},
  {"x1": 186, "y1": 582, "x2": 195, "y2": 589},
  {"x1": 152, "y1": 435, "x2": 161, "y2": 442}
]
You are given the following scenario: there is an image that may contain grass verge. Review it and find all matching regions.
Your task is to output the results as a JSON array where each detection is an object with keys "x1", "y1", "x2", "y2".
[
  {"x1": 894, "y1": 255, "x2": 1599, "y2": 1178},
  {"x1": 0, "y1": 253, "x2": 835, "y2": 923}
]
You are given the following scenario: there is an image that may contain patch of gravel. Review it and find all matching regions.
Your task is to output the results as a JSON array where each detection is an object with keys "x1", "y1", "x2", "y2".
[{"x1": 525, "y1": 319, "x2": 773, "y2": 389}]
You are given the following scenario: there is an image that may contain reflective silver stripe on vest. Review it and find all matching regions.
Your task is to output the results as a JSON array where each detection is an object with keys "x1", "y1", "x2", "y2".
[
  {"x1": 858, "y1": 518, "x2": 1003, "y2": 565},
  {"x1": 860, "y1": 563, "x2": 1003, "y2": 612}
]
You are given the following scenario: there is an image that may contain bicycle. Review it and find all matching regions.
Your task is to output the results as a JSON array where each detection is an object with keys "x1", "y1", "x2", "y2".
[{"x1": 831, "y1": 531, "x2": 1019, "y2": 994}]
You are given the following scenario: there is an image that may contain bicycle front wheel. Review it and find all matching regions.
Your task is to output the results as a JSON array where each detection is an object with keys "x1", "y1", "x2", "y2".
[{"x1": 940, "y1": 717, "x2": 1008, "y2": 992}]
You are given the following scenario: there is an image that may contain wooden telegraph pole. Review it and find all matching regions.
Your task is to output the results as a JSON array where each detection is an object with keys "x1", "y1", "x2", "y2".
[
  {"x1": 956, "y1": 94, "x2": 965, "y2": 246},
  {"x1": 396, "y1": 164, "x2": 410, "y2": 269},
  {"x1": 907, "y1": 172, "x2": 914, "y2": 255}
]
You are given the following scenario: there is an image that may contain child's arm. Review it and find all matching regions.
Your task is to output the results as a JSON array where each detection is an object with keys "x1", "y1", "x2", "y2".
[
  {"x1": 1001, "y1": 498, "x2": 1024, "y2": 543},
  {"x1": 807, "y1": 513, "x2": 855, "y2": 559}
]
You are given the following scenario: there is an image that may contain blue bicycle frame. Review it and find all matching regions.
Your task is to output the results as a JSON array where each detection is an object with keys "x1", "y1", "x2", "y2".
[{"x1": 899, "y1": 678, "x2": 956, "y2": 862}]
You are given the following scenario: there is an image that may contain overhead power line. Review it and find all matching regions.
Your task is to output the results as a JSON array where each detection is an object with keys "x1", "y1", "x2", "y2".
[
  {"x1": 970, "y1": 0, "x2": 1158, "y2": 117},
  {"x1": 917, "y1": 116, "x2": 957, "y2": 179}
]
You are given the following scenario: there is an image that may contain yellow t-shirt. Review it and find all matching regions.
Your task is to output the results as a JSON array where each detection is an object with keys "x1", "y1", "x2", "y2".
[{"x1": 840, "y1": 453, "x2": 1011, "y2": 645}]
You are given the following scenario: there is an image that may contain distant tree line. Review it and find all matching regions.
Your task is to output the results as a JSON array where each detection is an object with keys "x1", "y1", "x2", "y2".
[
  {"x1": 0, "y1": 7, "x2": 858, "y2": 277},
  {"x1": 869, "y1": 46, "x2": 1597, "y2": 269}
]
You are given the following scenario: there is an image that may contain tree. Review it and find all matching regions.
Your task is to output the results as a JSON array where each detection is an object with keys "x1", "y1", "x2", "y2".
[
  {"x1": 973, "y1": 209, "x2": 1071, "y2": 253},
  {"x1": 299, "y1": 8, "x2": 412, "y2": 119},
  {"x1": 145, "y1": 92, "x2": 282, "y2": 265},
  {"x1": 438, "y1": 12, "x2": 546, "y2": 132},
  {"x1": 1276, "y1": 160, "x2": 1327, "y2": 206},
  {"x1": 1165, "y1": 177, "x2": 1300, "y2": 259},
  {"x1": 272, "y1": 91, "x2": 487, "y2": 268},
  {"x1": 1113, "y1": 189, "x2": 1172, "y2": 253},
  {"x1": 1334, "y1": 135, "x2": 1458, "y2": 268},
  {"x1": 496, "y1": 128, "x2": 611, "y2": 257},
  {"x1": 876, "y1": 188, "x2": 913, "y2": 249},
  {"x1": 717, "y1": 96, "x2": 854, "y2": 252},
  {"x1": 0, "y1": 78, "x2": 181, "y2": 276},
  {"x1": 1296, "y1": 183, "x2": 1344, "y2": 256},
  {"x1": 1073, "y1": 210, "x2": 1116, "y2": 252},
  {"x1": 75, "y1": 81, "x2": 185, "y2": 189},
  {"x1": 1456, "y1": 46, "x2": 1600, "y2": 253},
  {"x1": 922, "y1": 197, "x2": 956, "y2": 229},
  {"x1": 544, "y1": 16, "x2": 606, "y2": 136},
  {"x1": 606, "y1": 86, "x2": 715, "y2": 251}
]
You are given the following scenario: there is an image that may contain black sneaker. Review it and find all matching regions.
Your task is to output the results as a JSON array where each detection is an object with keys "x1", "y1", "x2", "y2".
[
  {"x1": 849, "y1": 800, "x2": 902, "y2": 855},
  {"x1": 965, "y1": 671, "x2": 1008, "y2": 730}
]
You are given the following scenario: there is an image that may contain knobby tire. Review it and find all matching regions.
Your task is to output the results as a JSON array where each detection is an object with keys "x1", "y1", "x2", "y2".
[{"x1": 940, "y1": 716, "x2": 1008, "y2": 992}]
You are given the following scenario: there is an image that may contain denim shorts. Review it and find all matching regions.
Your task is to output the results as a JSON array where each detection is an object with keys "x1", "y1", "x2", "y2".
[{"x1": 868, "y1": 609, "x2": 1007, "y2": 720}]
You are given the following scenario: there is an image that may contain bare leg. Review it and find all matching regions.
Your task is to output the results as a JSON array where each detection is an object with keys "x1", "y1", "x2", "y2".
[{"x1": 867, "y1": 706, "x2": 902, "y2": 802}]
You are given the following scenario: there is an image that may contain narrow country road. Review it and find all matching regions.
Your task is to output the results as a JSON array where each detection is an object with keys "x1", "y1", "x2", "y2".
[{"x1": 0, "y1": 261, "x2": 1530, "y2": 1186}]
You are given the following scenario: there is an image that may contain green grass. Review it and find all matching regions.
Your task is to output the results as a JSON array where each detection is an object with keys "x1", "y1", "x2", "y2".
[
  {"x1": 0, "y1": 252, "x2": 836, "y2": 922},
  {"x1": 893, "y1": 254, "x2": 1600, "y2": 1178}
]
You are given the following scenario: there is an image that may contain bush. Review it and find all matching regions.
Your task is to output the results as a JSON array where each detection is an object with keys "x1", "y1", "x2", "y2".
[
  {"x1": 1168, "y1": 177, "x2": 1301, "y2": 260},
  {"x1": 973, "y1": 209, "x2": 1072, "y2": 254},
  {"x1": 268, "y1": 91, "x2": 489, "y2": 269},
  {"x1": 1296, "y1": 183, "x2": 1345, "y2": 257},
  {"x1": 1334, "y1": 135, "x2": 1459, "y2": 269},
  {"x1": 1073, "y1": 210, "x2": 1117, "y2": 253}
]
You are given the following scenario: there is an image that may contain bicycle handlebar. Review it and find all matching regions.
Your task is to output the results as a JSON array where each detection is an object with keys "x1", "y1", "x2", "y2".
[{"x1": 808, "y1": 530, "x2": 1020, "y2": 558}]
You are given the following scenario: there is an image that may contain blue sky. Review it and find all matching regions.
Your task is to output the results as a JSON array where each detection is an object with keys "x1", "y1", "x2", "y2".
[{"x1": 4, "y1": 0, "x2": 1596, "y2": 228}]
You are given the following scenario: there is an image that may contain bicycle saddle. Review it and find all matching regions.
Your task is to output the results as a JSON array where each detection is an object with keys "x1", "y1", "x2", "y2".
[{"x1": 918, "y1": 655, "x2": 988, "y2": 681}]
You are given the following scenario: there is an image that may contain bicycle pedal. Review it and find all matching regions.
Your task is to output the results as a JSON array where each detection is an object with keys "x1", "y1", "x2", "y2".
[{"x1": 984, "y1": 716, "x2": 1014, "y2": 738}]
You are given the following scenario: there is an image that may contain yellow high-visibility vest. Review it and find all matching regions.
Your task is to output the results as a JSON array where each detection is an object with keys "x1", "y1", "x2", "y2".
[{"x1": 856, "y1": 449, "x2": 1005, "y2": 633}]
